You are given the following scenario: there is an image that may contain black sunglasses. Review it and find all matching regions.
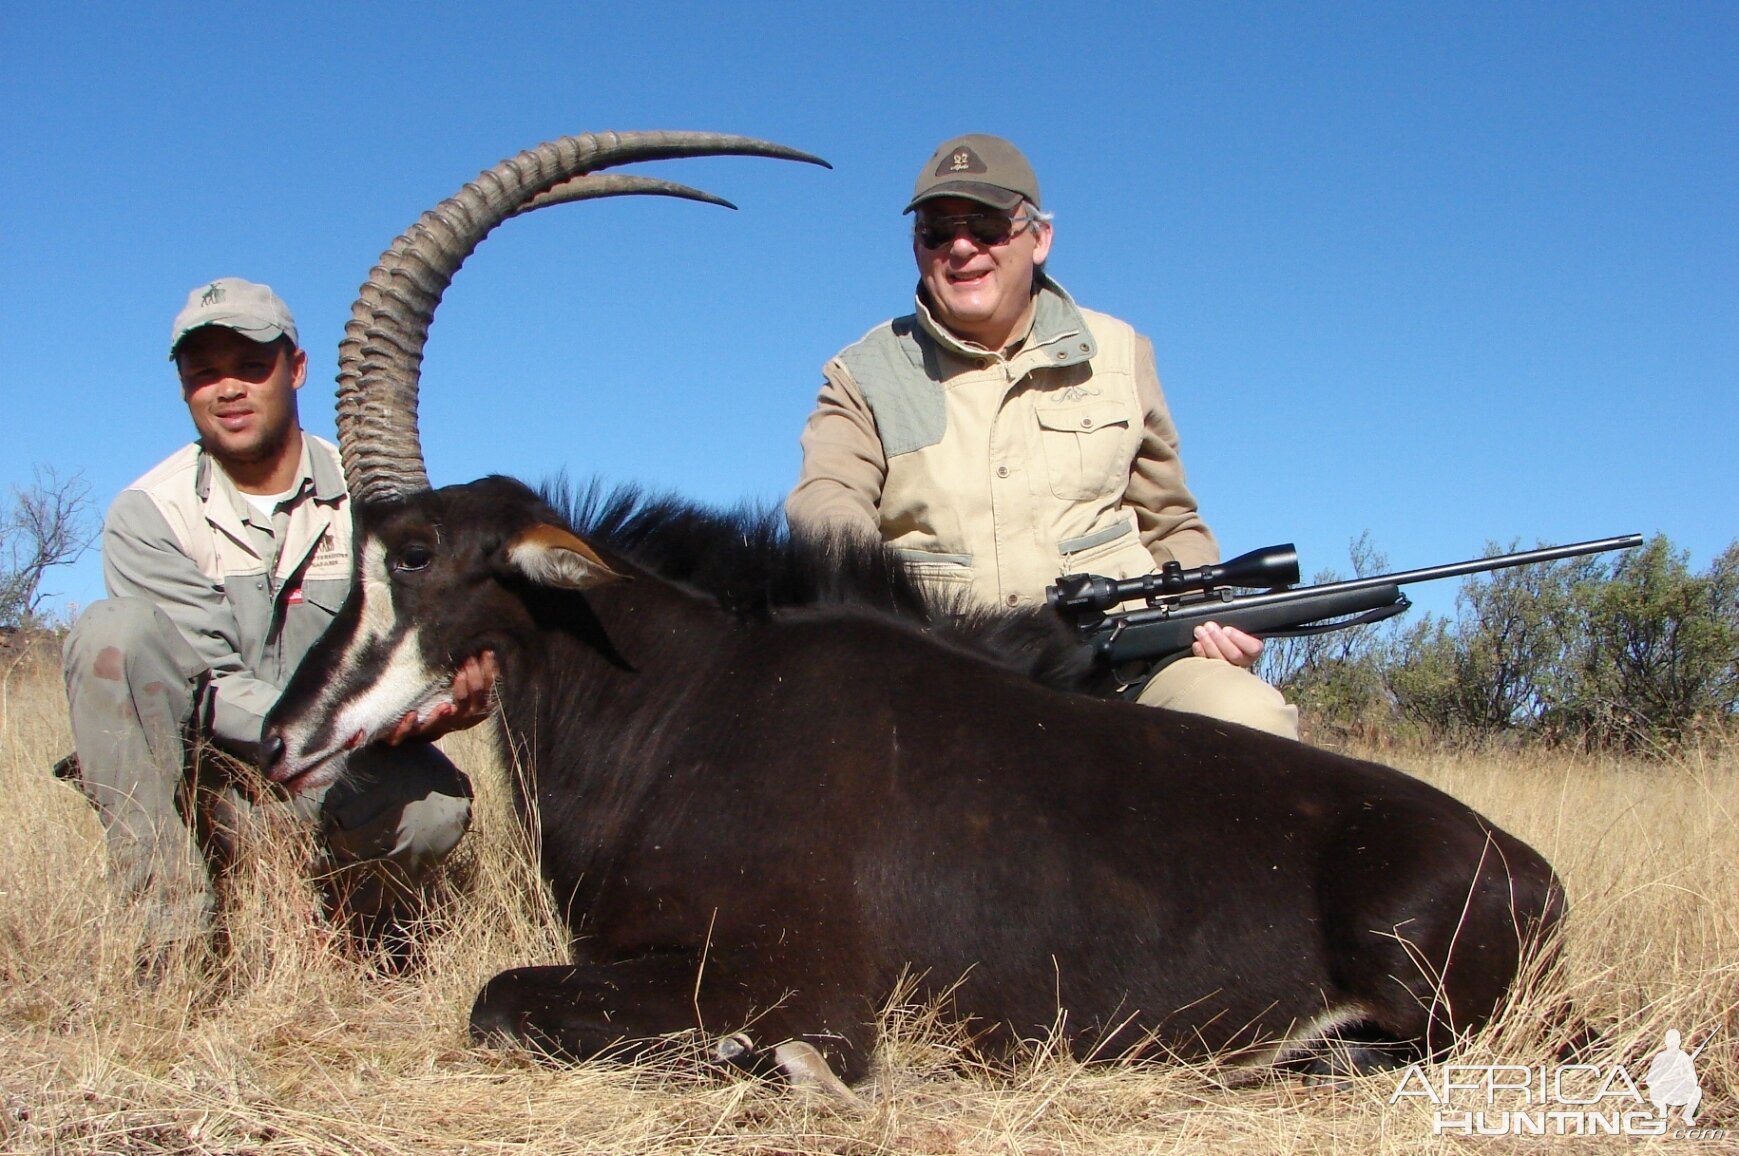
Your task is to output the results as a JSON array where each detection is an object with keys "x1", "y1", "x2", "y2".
[{"x1": 914, "y1": 212, "x2": 1037, "y2": 250}]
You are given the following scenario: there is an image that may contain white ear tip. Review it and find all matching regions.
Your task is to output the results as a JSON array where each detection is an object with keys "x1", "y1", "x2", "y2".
[{"x1": 508, "y1": 527, "x2": 623, "y2": 591}]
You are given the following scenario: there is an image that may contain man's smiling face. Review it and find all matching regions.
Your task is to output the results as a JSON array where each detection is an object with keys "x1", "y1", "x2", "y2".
[
  {"x1": 913, "y1": 195, "x2": 1052, "y2": 351},
  {"x1": 175, "y1": 326, "x2": 306, "y2": 480}
]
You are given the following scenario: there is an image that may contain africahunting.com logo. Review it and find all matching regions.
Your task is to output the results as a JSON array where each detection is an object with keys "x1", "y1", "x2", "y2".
[{"x1": 1390, "y1": 1028, "x2": 1725, "y2": 1138}]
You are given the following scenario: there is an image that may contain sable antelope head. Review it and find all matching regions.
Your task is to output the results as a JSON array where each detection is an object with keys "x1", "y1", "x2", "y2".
[{"x1": 263, "y1": 131, "x2": 827, "y2": 796}]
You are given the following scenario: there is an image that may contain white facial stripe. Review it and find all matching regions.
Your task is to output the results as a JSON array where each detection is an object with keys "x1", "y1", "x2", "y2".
[
  {"x1": 322, "y1": 535, "x2": 407, "y2": 700},
  {"x1": 356, "y1": 536, "x2": 398, "y2": 643},
  {"x1": 276, "y1": 533, "x2": 452, "y2": 779},
  {"x1": 316, "y1": 534, "x2": 405, "y2": 716},
  {"x1": 327, "y1": 627, "x2": 453, "y2": 743}
]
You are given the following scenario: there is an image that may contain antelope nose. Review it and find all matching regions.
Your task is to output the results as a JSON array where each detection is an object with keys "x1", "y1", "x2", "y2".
[{"x1": 261, "y1": 731, "x2": 286, "y2": 773}]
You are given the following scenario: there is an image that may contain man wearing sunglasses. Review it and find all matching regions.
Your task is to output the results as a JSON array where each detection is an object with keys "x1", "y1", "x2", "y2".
[{"x1": 787, "y1": 134, "x2": 1297, "y2": 739}]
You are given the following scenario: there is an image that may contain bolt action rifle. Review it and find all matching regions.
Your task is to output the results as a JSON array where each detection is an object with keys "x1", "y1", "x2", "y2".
[{"x1": 1047, "y1": 534, "x2": 1644, "y2": 699}]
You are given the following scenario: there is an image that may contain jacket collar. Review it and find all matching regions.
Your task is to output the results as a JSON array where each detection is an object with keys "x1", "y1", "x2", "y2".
[
  {"x1": 910, "y1": 274, "x2": 1098, "y2": 368},
  {"x1": 192, "y1": 434, "x2": 338, "y2": 506},
  {"x1": 305, "y1": 436, "x2": 347, "y2": 503},
  {"x1": 193, "y1": 435, "x2": 345, "y2": 574}
]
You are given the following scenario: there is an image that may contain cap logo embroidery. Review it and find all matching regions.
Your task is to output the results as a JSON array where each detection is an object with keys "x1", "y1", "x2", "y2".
[
  {"x1": 200, "y1": 282, "x2": 224, "y2": 307},
  {"x1": 939, "y1": 147, "x2": 987, "y2": 175}
]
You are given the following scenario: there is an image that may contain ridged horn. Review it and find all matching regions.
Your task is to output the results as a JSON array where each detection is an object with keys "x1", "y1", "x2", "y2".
[
  {"x1": 337, "y1": 131, "x2": 830, "y2": 506},
  {"x1": 514, "y1": 173, "x2": 739, "y2": 217}
]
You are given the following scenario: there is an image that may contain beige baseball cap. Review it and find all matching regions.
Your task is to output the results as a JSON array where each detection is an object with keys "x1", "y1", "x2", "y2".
[
  {"x1": 905, "y1": 134, "x2": 1041, "y2": 214},
  {"x1": 169, "y1": 277, "x2": 298, "y2": 358}
]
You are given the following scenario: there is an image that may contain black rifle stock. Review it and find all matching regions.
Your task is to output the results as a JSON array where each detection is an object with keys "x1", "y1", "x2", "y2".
[{"x1": 1047, "y1": 534, "x2": 1644, "y2": 697}]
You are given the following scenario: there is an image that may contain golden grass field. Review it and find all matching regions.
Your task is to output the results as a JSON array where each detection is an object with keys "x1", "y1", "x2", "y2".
[{"x1": 2, "y1": 635, "x2": 1733, "y2": 1154}]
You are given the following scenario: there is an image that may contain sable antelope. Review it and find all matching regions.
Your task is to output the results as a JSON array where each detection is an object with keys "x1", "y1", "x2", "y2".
[{"x1": 264, "y1": 130, "x2": 1563, "y2": 1093}]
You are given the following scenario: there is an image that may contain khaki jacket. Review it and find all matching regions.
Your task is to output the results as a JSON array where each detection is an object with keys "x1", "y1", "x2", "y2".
[
  {"x1": 101, "y1": 435, "x2": 353, "y2": 746},
  {"x1": 787, "y1": 278, "x2": 1217, "y2": 608}
]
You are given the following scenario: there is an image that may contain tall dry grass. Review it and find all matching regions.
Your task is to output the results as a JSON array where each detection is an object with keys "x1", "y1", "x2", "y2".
[{"x1": 1, "y1": 636, "x2": 1733, "y2": 1153}]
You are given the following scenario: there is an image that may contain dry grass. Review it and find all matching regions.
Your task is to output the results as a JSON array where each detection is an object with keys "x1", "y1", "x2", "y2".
[{"x1": 2, "y1": 637, "x2": 1733, "y2": 1153}]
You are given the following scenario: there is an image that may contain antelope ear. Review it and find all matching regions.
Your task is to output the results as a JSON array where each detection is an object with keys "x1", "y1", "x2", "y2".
[{"x1": 505, "y1": 524, "x2": 627, "y2": 591}]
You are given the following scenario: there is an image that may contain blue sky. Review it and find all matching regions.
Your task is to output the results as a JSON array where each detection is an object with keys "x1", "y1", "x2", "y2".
[{"x1": 3, "y1": 3, "x2": 1734, "y2": 620}]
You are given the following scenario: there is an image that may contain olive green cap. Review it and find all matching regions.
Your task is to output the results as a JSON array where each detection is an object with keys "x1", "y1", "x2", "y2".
[{"x1": 905, "y1": 134, "x2": 1040, "y2": 214}]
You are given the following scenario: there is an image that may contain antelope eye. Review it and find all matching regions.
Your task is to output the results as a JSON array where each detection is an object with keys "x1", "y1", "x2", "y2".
[{"x1": 392, "y1": 543, "x2": 435, "y2": 573}]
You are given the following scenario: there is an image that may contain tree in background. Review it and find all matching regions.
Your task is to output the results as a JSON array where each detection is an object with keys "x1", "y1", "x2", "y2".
[
  {"x1": 1265, "y1": 533, "x2": 1737, "y2": 753},
  {"x1": 1550, "y1": 537, "x2": 1739, "y2": 750},
  {"x1": 1258, "y1": 532, "x2": 1392, "y2": 737},
  {"x1": 1383, "y1": 549, "x2": 1602, "y2": 740},
  {"x1": 0, "y1": 466, "x2": 96, "y2": 630}
]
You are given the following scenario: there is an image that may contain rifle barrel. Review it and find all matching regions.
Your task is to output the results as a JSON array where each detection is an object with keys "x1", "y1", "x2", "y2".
[
  {"x1": 1075, "y1": 534, "x2": 1645, "y2": 684},
  {"x1": 1263, "y1": 534, "x2": 1644, "y2": 602}
]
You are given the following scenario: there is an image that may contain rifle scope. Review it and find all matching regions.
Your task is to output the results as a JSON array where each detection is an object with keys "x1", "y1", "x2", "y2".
[{"x1": 1048, "y1": 544, "x2": 1301, "y2": 617}]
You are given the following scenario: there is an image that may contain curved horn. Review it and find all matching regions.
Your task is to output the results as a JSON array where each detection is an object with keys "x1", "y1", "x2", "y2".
[
  {"x1": 338, "y1": 131, "x2": 830, "y2": 505},
  {"x1": 514, "y1": 173, "x2": 739, "y2": 216}
]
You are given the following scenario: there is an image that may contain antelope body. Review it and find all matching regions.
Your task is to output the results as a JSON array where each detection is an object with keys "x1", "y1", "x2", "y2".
[{"x1": 264, "y1": 131, "x2": 1562, "y2": 1087}]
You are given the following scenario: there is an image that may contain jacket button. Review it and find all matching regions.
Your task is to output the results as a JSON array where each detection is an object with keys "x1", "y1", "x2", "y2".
[
  {"x1": 996, "y1": 465, "x2": 1009, "y2": 478},
  {"x1": 1081, "y1": 417, "x2": 1093, "y2": 428},
  {"x1": 1006, "y1": 594, "x2": 1020, "y2": 606}
]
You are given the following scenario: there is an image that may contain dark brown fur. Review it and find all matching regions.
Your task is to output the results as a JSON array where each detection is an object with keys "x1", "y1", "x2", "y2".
[{"x1": 269, "y1": 476, "x2": 1563, "y2": 1083}]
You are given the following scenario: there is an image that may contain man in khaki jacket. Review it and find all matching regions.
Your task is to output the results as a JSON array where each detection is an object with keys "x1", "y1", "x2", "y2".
[
  {"x1": 61, "y1": 278, "x2": 495, "y2": 948},
  {"x1": 787, "y1": 135, "x2": 1297, "y2": 739}
]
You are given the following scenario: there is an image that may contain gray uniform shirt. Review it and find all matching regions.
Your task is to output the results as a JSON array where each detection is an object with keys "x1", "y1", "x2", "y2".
[{"x1": 101, "y1": 435, "x2": 353, "y2": 747}]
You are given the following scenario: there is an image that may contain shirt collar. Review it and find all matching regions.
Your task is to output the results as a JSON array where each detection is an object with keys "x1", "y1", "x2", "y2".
[
  {"x1": 193, "y1": 435, "x2": 327, "y2": 507},
  {"x1": 912, "y1": 273, "x2": 1098, "y2": 367},
  {"x1": 304, "y1": 436, "x2": 347, "y2": 503}
]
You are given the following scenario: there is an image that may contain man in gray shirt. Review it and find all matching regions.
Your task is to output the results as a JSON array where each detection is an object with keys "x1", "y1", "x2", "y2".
[{"x1": 61, "y1": 278, "x2": 494, "y2": 949}]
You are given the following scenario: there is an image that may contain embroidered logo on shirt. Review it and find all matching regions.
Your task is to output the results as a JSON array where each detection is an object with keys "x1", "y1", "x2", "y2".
[{"x1": 309, "y1": 530, "x2": 350, "y2": 576}]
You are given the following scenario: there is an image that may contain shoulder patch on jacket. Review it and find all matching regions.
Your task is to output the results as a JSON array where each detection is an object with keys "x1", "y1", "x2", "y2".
[{"x1": 839, "y1": 316, "x2": 946, "y2": 458}]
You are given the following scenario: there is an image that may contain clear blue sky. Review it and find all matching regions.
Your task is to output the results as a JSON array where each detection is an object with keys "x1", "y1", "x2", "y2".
[{"x1": 4, "y1": 3, "x2": 1734, "y2": 619}]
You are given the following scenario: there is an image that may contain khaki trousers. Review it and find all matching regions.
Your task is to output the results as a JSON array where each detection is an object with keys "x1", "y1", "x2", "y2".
[{"x1": 1136, "y1": 656, "x2": 1300, "y2": 740}]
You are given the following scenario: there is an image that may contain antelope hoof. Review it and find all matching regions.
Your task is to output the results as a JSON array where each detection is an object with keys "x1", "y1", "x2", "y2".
[{"x1": 772, "y1": 1040, "x2": 862, "y2": 1108}]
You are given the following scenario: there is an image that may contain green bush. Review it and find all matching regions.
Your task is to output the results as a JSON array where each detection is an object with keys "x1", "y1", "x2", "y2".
[
  {"x1": 1259, "y1": 534, "x2": 1393, "y2": 735},
  {"x1": 1267, "y1": 533, "x2": 1737, "y2": 754},
  {"x1": 1548, "y1": 537, "x2": 1739, "y2": 750},
  {"x1": 1383, "y1": 548, "x2": 1601, "y2": 739}
]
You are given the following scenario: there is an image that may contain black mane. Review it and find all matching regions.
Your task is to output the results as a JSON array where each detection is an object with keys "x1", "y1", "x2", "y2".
[{"x1": 542, "y1": 478, "x2": 1103, "y2": 694}]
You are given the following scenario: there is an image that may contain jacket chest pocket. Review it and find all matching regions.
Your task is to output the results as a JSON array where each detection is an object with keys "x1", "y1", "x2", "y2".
[{"x1": 1033, "y1": 399, "x2": 1132, "y2": 501}]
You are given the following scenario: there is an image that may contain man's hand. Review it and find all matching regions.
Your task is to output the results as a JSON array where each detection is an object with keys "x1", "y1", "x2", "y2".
[
  {"x1": 1191, "y1": 622, "x2": 1264, "y2": 669},
  {"x1": 384, "y1": 650, "x2": 500, "y2": 745}
]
